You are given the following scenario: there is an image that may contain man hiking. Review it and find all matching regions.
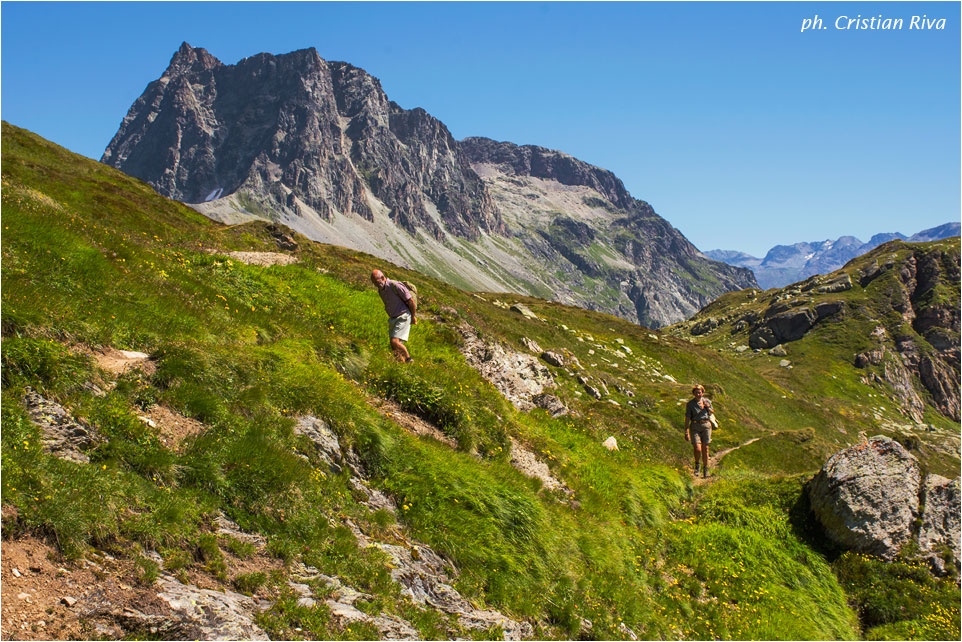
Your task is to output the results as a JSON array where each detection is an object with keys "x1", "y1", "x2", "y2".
[
  {"x1": 685, "y1": 384, "x2": 715, "y2": 477},
  {"x1": 371, "y1": 269, "x2": 417, "y2": 362}
]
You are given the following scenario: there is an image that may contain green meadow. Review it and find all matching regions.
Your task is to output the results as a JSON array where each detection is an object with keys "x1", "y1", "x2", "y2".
[{"x1": 2, "y1": 122, "x2": 958, "y2": 640}]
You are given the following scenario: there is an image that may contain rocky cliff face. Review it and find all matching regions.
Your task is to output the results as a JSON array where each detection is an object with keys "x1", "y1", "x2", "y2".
[
  {"x1": 103, "y1": 43, "x2": 501, "y2": 242},
  {"x1": 102, "y1": 43, "x2": 756, "y2": 327},
  {"x1": 460, "y1": 138, "x2": 757, "y2": 326}
]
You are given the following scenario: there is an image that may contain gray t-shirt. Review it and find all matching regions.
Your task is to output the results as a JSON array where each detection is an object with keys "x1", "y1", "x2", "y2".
[
  {"x1": 378, "y1": 280, "x2": 413, "y2": 318},
  {"x1": 686, "y1": 397, "x2": 713, "y2": 424}
]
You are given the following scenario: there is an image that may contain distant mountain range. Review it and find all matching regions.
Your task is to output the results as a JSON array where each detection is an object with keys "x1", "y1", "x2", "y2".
[
  {"x1": 706, "y1": 223, "x2": 960, "y2": 289},
  {"x1": 100, "y1": 43, "x2": 755, "y2": 328}
]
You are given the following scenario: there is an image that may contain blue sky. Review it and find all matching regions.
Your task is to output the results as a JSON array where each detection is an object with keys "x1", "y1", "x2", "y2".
[{"x1": 2, "y1": 1, "x2": 959, "y2": 256}]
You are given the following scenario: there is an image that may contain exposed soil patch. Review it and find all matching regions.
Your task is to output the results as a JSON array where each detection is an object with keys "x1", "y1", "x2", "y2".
[
  {"x1": 222, "y1": 251, "x2": 298, "y2": 267},
  {"x1": 509, "y1": 438, "x2": 575, "y2": 500},
  {"x1": 74, "y1": 345, "x2": 155, "y2": 377},
  {"x1": 144, "y1": 405, "x2": 206, "y2": 452},
  {"x1": 0, "y1": 537, "x2": 162, "y2": 641},
  {"x1": 373, "y1": 398, "x2": 458, "y2": 449}
]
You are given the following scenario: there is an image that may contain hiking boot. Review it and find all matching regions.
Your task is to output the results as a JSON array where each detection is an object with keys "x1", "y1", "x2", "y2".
[
  {"x1": 702, "y1": 467, "x2": 710, "y2": 479},
  {"x1": 693, "y1": 463, "x2": 700, "y2": 475}
]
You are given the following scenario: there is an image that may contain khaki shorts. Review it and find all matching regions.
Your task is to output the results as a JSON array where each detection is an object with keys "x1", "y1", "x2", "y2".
[
  {"x1": 388, "y1": 312, "x2": 411, "y2": 341},
  {"x1": 690, "y1": 422, "x2": 712, "y2": 446}
]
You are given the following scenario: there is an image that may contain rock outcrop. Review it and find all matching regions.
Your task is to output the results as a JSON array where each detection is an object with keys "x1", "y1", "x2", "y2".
[
  {"x1": 809, "y1": 436, "x2": 960, "y2": 575},
  {"x1": 84, "y1": 574, "x2": 270, "y2": 641},
  {"x1": 457, "y1": 325, "x2": 557, "y2": 413},
  {"x1": 23, "y1": 387, "x2": 99, "y2": 464},
  {"x1": 293, "y1": 411, "x2": 533, "y2": 640},
  {"x1": 917, "y1": 475, "x2": 962, "y2": 576}
]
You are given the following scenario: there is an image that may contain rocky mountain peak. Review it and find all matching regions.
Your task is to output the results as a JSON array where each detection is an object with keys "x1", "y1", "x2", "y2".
[
  {"x1": 163, "y1": 42, "x2": 222, "y2": 78},
  {"x1": 103, "y1": 45, "x2": 501, "y2": 242}
]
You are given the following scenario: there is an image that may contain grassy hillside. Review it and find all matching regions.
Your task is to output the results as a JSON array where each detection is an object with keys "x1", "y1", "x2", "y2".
[
  {"x1": 669, "y1": 238, "x2": 960, "y2": 479},
  {"x1": 2, "y1": 122, "x2": 958, "y2": 640}
]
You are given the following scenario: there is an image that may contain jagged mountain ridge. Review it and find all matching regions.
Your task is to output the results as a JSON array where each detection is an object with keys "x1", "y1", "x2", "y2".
[
  {"x1": 707, "y1": 223, "x2": 961, "y2": 289},
  {"x1": 101, "y1": 43, "x2": 756, "y2": 328}
]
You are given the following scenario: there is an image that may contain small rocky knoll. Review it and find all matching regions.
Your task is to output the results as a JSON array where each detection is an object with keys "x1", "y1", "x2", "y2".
[
  {"x1": 674, "y1": 239, "x2": 960, "y2": 424},
  {"x1": 809, "y1": 436, "x2": 960, "y2": 576}
]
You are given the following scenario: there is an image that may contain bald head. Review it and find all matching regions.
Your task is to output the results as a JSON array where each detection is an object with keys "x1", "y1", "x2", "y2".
[{"x1": 371, "y1": 269, "x2": 387, "y2": 287}]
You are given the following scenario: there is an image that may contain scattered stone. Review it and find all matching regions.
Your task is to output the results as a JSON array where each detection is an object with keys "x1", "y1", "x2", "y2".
[
  {"x1": 779, "y1": 360, "x2": 791, "y2": 368},
  {"x1": 603, "y1": 437, "x2": 618, "y2": 451},
  {"x1": 519, "y1": 337, "x2": 542, "y2": 354},
  {"x1": 531, "y1": 393, "x2": 567, "y2": 417},
  {"x1": 540, "y1": 351, "x2": 565, "y2": 368},
  {"x1": 61, "y1": 596, "x2": 78, "y2": 608},
  {"x1": 214, "y1": 514, "x2": 267, "y2": 550},
  {"x1": 136, "y1": 415, "x2": 158, "y2": 428},
  {"x1": 769, "y1": 344, "x2": 787, "y2": 357},
  {"x1": 583, "y1": 384, "x2": 603, "y2": 400},
  {"x1": 748, "y1": 327, "x2": 778, "y2": 350},
  {"x1": 17, "y1": 593, "x2": 30, "y2": 601},
  {"x1": 607, "y1": 400, "x2": 621, "y2": 407},
  {"x1": 12, "y1": 568, "x2": 21, "y2": 578},
  {"x1": 224, "y1": 251, "x2": 298, "y2": 267},
  {"x1": 509, "y1": 303, "x2": 538, "y2": 320},
  {"x1": 734, "y1": 345, "x2": 749, "y2": 353}
]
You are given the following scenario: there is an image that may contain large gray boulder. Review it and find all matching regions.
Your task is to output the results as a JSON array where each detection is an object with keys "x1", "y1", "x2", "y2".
[
  {"x1": 917, "y1": 475, "x2": 961, "y2": 576},
  {"x1": 808, "y1": 436, "x2": 921, "y2": 559}
]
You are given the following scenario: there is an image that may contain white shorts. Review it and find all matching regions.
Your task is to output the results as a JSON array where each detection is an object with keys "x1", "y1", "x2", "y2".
[{"x1": 388, "y1": 312, "x2": 411, "y2": 341}]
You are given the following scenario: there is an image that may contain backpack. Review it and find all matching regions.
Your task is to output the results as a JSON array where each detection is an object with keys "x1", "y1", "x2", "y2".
[{"x1": 393, "y1": 280, "x2": 418, "y2": 309}]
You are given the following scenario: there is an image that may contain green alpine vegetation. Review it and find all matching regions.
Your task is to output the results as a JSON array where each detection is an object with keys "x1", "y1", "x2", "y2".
[{"x1": 2, "y1": 121, "x2": 958, "y2": 640}]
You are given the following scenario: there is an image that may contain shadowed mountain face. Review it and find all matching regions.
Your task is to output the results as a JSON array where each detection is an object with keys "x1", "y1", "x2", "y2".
[{"x1": 102, "y1": 43, "x2": 756, "y2": 328}]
